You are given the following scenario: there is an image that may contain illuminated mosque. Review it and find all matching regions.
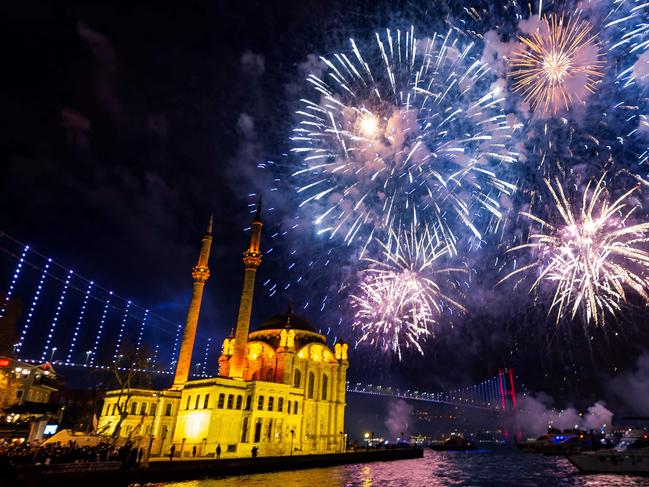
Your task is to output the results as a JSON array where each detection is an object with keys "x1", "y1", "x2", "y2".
[{"x1": 97, "y1": 204, "x2": 349, "y2": 457}]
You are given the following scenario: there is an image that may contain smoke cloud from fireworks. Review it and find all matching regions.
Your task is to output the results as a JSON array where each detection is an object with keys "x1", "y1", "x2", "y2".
[
  {"x1": 515, "y1": 393, "x2": 613, "y2": 436},
  {"x1": 384, "y1": 399, "x2": 414, "y2": 439}
]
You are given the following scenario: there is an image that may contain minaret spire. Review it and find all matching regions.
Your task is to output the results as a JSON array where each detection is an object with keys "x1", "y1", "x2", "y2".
[
  {"x1": 229, "y1": 200, "x2": 263, "y2": 379},
  {"x1": 254, "y1": 196, "x2": 262, "y2": 221},
  {"x1": 172, "y1": 216, "x2": 213, "y2": 389}
]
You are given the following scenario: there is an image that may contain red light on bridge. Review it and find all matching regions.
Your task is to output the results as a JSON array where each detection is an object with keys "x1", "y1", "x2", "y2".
[{"x1": 0, "y1": 359, "x2": 10, "y2": 367}]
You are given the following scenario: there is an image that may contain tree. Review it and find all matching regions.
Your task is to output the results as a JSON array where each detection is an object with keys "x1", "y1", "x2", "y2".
[
  {"x1": 108, "y1": 343, "x2": 155, "y2": 440},
  {"x1": 0, "y1": 369, "x2": 19, "y2": 411}
]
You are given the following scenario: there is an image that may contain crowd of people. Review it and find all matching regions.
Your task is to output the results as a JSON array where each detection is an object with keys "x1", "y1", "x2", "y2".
[{"x1": 0, "y1": 439, "x2": 145, "y2": 468}]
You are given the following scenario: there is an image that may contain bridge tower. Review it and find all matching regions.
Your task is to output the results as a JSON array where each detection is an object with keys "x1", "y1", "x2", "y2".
[
  {"x1": 497, "y1": 368, "x2": 518, "y2": 411},
  {"x1": 171, "y1": 216, "x2": 213, "y2": 389},
  {"x1": 498, "y1": 368, "x2": 519, "y2": 441},
  {"x1": 228, "y1": 199, "x2": 263, "y2": 380}
]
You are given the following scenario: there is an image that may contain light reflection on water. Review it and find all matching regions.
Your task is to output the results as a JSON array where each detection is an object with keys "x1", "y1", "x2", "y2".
[{"x1": 165, "y1": 447, "x2": 649, "y2": 487}]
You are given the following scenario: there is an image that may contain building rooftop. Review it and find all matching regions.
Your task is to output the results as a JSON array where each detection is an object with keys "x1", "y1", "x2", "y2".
[{"x1": 255, "y1": 309, "x2": 318, "y2": 333}]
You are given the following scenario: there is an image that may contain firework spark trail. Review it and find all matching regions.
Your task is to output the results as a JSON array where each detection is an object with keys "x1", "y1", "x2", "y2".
[
  {"x1": 510, "y1": 12, "x2": 605, "y2": 113},
  {"x1": 291, "y1": 27, "x2": 518, "y2": 256},
  {"x1": 500, "y1": 175, "x2": 649, "y2": 326},
  {"x1": 605, "y1": 0, "x2": 649, "y2": 87},
  {"x1": 350, "y1": 225, "x2": 466, "y2": 359}
]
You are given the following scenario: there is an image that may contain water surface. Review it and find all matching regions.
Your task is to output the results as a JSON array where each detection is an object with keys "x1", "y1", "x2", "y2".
[{"x1": 166, "y1": 447, "x2": 649, "y2": 486}]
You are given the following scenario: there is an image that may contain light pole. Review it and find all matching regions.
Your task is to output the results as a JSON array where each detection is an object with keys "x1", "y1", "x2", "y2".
[
  {"x1": 290, "y1": 429, "x2": 295, "y2": 456},
  {"x1": 364, "y1": 432, "x2": 374, "y2": 450},
  {"x1": 50, "y1": 347, "x2": 57, "y2": 362},
  {"x1": 85, "y1": 350, "x2": 92, "y2": 365}
]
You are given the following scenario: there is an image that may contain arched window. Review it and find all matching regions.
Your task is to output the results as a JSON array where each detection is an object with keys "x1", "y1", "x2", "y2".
[
  {"x1": 130, "y1": 402, "x2": 138, "y2": 415},
  {"x1": 294, "y1": 401, "x2": 299, "y2": 414},
  {"x1": 236, "y1": 395, "x2": 243, "y2": 410},
  {"x1": 227, "y1": 394, "x2": 234, "y2": 409},
  {"x1": 257, "y1": 395, "x2": 264, "y2": 410},
  {"x1": 268, "y1": 397, "x2": 274, "y2": 411},
  {"x1": 321, "y1": 374, "x2": 329, "y2": 400},
  {"x1": 165, "y1": 403, "x2": 172, "y2": 416},
  {"x1": 204, "y1": 394, "x2": 210, "y2": 409},
  {"x1": 217, "y1": 393, "x2": 225, "y2": 409},
  {"x1": 294, "y1": 369, "x2": 301, "y2": 388},
  {"x1": 186, "y1": 396, "x2": 191, "y2": 410},
  {"x1": 245, "y1": 395, "x2": 252, "y2": 411},
  {"x1": 278, "y1": 397, "x2": 284, "y2": 412},
  {"x1": 150, "y1": 402, "x2": 157, "y2": 416},
  {"x1": 140, "y1": 402, "x2": 148, "y2": 415},
  {"x1": 112, "y1": 403, "x2": 117, "y2": 415},
  {"x1": 307, "y1": 371, "x2": 315, "y2": 399},
  {"x1": 194, "y1": 395, "x2": 200, "y2": 409}
]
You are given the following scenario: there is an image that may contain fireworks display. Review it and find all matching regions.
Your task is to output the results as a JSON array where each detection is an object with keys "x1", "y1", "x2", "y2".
[
  {"x1": 228, "y1": 0, "x2": 649, "y2": 361},
  {"x1": 9, "y1": 0, "x2": 649, "y2": 403},
  {"x1": 509, "y1": 12, "x2": 604, "y2": 114},
  {"x1": 349, "y1": 225, "x2": 465, "y2": 359},
  {"x1": 291, "y1": 27, "x2": 518, "y2": 255},
  {"x1": 500, "y1": 175, "x2": 649, "y2": 326},
  {"x1": 253, "y1": 2, "x2": 649, "y2": 357}
]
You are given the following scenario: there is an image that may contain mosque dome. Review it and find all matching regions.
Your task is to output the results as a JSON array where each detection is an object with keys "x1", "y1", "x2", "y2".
[{"x1": 255, "y1": 306, "x2": 318, "y2": 334}]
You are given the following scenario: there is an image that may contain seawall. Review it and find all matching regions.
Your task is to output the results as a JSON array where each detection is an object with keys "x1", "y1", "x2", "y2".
[{"x1": 10, "y1": 448, "x2": 424, "y2": 486}]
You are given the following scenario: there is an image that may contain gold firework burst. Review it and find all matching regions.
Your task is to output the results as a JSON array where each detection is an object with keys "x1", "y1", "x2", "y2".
[{"x1": 510, "y1": 13, "x2": 604, "y2": 114}]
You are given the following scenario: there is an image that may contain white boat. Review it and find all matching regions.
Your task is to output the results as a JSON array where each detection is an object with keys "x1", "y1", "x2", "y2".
[{"x1": 567, "y1": 433, "x2": 649, "y2": 474}]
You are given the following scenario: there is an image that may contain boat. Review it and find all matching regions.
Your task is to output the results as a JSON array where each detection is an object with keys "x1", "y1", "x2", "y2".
[
  {"x1": 534, "y1": 434, "x2": 605, "y2": 455},
  {"x1": 567, "y1": 433, "x2": 649, "y2": 474},
  {"x1": 430, "y1": 435, "x2": 477, "y2": 451},
  {"x1": 517, "y1": 433, "x2": 611, "y2": 455},
  {"x1": 516, "y1": 434, "x2": 554, "y2": 453}
]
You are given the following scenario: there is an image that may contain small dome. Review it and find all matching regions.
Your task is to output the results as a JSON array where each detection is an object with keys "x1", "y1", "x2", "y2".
[{"x1": 255, "y1": 311, "x2": 317, "y2": 333}]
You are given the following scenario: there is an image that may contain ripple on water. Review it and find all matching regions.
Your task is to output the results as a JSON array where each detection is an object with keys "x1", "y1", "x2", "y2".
[{"x1": 162, "y1": 447, "x2": 649, "y2": 487}]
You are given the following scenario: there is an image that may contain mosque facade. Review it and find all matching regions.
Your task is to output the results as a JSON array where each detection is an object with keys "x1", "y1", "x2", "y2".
[{"x1": 97, "y1": 205, "x2": 349, "y2": 458}]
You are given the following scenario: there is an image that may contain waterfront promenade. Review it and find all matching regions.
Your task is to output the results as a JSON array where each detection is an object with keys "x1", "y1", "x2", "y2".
[{"x1": 7, "y1": 448, "x2": 424, "y2": 486}]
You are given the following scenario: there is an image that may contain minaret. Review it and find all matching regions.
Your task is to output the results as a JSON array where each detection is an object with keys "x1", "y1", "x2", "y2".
[
  {"x1": 172, "y1": 216, "x2": 213, "y2": 389},
  {"x1": 230, "y1": 199, "x2": 263, "y2": 379}
]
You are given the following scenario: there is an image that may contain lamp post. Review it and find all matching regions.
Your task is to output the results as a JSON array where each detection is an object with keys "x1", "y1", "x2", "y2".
[
  {"x1": 50, "y1": 347, "x2": 57, "y2": 362},
  {"x1": 290, "y1": 429, "x2": 295, "y2": 456},
  {"x1": 85, "y1": 350, "x2": 92, "y2": 365},
  {"x1": 364, "y1": 431, "x2": 374, "y2": 450}
]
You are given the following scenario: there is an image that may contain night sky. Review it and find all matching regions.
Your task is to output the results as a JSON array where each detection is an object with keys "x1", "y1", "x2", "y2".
[
  {"x1": 2, "y1": 0, "x2": 649, "y2": 418},
  {"x1": 1, "y1": 0, "x2": 409, "y2": 329}
]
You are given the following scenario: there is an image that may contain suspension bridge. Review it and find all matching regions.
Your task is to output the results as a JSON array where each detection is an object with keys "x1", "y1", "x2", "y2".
[{"x1": 0, "y1": 233, "x2": 519, "y2": 412}]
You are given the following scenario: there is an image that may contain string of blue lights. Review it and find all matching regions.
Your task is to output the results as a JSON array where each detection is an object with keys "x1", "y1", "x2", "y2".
[{"x1": 0, "y1": 233, "x2": 213, "y2": 375}]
